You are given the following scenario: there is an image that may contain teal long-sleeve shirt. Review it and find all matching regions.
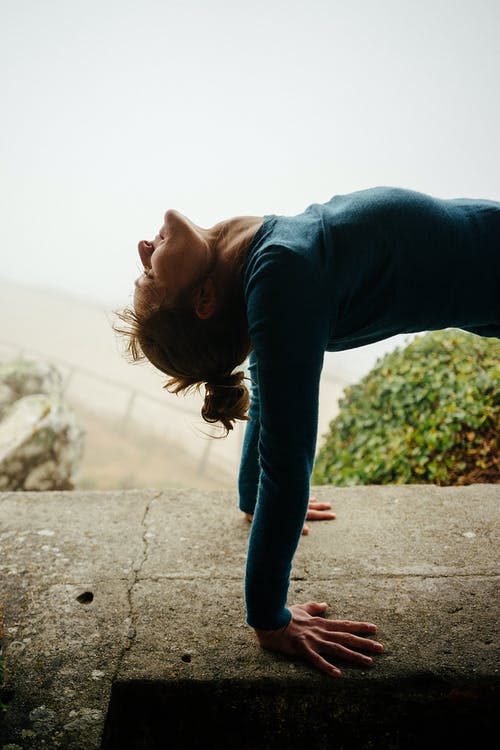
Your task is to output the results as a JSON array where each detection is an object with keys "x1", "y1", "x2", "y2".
[{"x1": 238, "y1": 186, "x2": 500, "y2": 630}]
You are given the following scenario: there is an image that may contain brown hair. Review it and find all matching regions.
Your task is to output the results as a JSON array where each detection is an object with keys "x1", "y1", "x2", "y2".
[{"x1": 115, "y1": 239, "x2": 252, "y2": 435}]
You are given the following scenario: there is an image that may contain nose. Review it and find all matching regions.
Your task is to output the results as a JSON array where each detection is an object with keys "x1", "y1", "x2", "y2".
[{"x1": 137, "y1": 239, "x2": 153, "y2": 268}]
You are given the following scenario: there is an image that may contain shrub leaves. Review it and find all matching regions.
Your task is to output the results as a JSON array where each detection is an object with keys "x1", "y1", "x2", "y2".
[{"x1": 313, "y1": 330, "x2": 500, "y2": 486}]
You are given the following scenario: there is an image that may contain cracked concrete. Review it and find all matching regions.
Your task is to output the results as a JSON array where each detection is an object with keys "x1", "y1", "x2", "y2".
[
  {"x1": 0, "y1": 485, "x2": 499, "y2": 749},
  {"x1": 117, "y1": 491, "x2": 157, "y2": 663}
]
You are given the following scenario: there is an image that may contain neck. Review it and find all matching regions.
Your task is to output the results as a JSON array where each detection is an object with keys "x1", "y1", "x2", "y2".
[
  {"x1": 213, "y1": 215, "x2": 264, "y2": 262},
  {"x1": 205, "y1": 215, "x2": 263, "y2": 308}
]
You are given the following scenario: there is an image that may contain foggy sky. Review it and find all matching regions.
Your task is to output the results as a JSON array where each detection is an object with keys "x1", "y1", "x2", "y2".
[{"x1": 2, "y1": 0, "x2": 499, "y2": 307}]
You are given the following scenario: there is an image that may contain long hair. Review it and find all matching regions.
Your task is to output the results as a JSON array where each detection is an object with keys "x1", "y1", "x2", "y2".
[{"x1": 115, "y1": 239, "x2": 252, "y2": 435}]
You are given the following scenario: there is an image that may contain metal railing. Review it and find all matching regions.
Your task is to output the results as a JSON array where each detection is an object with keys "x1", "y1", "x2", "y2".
[
  {"x1": 0, "y1": 340, "x2": 245, "y2": 479},
  {"x1": 0, "y1": 339, "x2": 346, "y2": 480}
]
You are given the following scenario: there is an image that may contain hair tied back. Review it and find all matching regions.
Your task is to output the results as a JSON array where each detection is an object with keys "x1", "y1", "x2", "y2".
[{"x1": 202, "y1": 370, "x2": 250, "y2": 435}]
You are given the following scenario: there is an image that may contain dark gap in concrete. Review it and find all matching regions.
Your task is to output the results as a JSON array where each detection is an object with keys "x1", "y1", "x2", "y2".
[
  {"x1": 76, "y1": 590, "x2": 94, "y2": 604},
  {"x1": 100, "y1": 678, "x2": 498, "y2": 750}
]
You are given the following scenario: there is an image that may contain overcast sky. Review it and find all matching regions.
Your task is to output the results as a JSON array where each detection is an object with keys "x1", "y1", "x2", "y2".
[{"x1": 2, "y1": 0, "x2": 500, "y2": 310}]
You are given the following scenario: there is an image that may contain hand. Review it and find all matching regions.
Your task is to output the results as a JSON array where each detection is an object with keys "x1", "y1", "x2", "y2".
[
  {"x1": 244, "y1": 497, "x2": 336, "y2": 535},
  {"x1": 302, "y1": 496, "x2": 336, "y2": 535},
  {"x1": 254, "y1": 601, "x2": 384, "y2": 677}
]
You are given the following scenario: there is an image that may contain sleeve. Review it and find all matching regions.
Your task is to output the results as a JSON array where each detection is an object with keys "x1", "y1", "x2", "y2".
[
  {"x1": 238, "y1": 350, "x2": 261, "y2": 515},
  {"x1": 244, "y1": 246, "x2": 329, "y2": 630}
]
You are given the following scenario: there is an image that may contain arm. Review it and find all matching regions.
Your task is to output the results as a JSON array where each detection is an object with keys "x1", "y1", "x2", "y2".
[
  {"x1": 244, "y1": 246, "x2": 330, "y2": 629},
  {"x1": 244, "y1": 246, "x2": 383, "y2": 674},
  {"x1": 238, "y1": 351, "x2": 335, "y2": 529},
  {"x1": 248, "y1": 353, "x2": 383, "y2": 675},
  {"x1": 244, "y1": 328, "x2": 324, "y2": 629}
]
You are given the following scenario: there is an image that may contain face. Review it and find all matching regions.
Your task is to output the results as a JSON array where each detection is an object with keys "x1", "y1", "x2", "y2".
[{"x1": 134, "y1": 209, "x2": 212, "y2": 315}]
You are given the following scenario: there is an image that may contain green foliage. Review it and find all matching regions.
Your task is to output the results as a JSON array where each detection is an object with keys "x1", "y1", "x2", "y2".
[{"x1": 313, "y1": 330, "x2": 500, "y2": 486}]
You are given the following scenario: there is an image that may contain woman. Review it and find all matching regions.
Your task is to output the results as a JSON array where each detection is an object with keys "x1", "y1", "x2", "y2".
[{"x1": 120, "y1": 186, "x2": 499, "y2": 677}]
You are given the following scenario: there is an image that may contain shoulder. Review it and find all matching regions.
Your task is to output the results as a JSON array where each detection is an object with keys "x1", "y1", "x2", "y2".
[
  {"x1": 245, "y1": 242, "x2": 296, "y2": 289},
  {"x1": 244, "y1": 244, "x2": 319, "y2": 320},
  {"x1": 244, "y1": 244, "x2": 328, "y2": 365}
]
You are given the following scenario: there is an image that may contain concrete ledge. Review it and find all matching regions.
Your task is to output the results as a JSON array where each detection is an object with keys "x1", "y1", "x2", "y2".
[{"x1": 0, "y1": 485, "x2": 499, "y2": 749}]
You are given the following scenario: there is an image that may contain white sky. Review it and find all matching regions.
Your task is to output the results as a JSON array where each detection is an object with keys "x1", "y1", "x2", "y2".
[{"x1": 2, "y1": 0, "x2": 500, "y2": 311}]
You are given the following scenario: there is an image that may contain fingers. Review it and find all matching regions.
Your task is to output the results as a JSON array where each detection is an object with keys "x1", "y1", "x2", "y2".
[
  {"x1": 298, "y1": 632, "x2": 377, "y2": 675},
  {"x1": 308, "y1": 499, "x2": 332, "y2": 510},
  {"x1": 301, "y1": 642, "x2": 342, "y2": 677},
  {"x1": 294, "y1": 604, "x2": 379, "y2": 636},
  {"x1": 323, "y1": 619, "x2": 379, "y2": 635},
  {"x1": 311, "y1": 637, "x2": 376, "y2": 668},
  {"x1": 306, "y1": 499, "x2": 336, "y2": 522},
  {"x1": 300, "y1": 612, "x2": 384, "y2": 656},
  {"x1": 295, "y1": 603, "x2": 384, "y2": 661},
  {"x1": 301, "y1": 601, "x2": 329, "y2": 616},
  {"x1": 305, "y1": 509, "x2": 337, "y2": 520},
  {"x1": 320, "y1": 630, "x2": 384, "y2": 654},
  {"x1": 255, "y1": 602, "x2": 383, "y2": 679}
]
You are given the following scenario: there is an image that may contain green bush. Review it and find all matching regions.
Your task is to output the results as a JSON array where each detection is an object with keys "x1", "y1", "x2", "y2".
[{"x1": 313, "y1": 330, "x2": 500, "y2": 486}]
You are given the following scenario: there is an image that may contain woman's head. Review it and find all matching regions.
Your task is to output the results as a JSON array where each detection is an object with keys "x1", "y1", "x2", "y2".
[
  {"x1": 116, "y1": 209, "x2": 256, "y2": 434},
  {"x1": 134, "y1": 209, "x2": 214, "y2": 312}
]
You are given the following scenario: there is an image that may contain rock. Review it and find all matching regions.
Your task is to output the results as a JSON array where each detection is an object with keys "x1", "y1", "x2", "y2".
[
  {"x1": 28, "y1": 704, "x2": 58, "y2": 735},
  {"x1": 0, "y1": 358, "x2": 63, "y2": 419},
  {"x1": 0, "y1": 382, "x2": 16, "y2": 418},
  {"x1": 0, "y1": 358, "x2": 84, "y2": 490},
  {"x1": 0, "y1": 394, "x2": 84, "y2": 490}
]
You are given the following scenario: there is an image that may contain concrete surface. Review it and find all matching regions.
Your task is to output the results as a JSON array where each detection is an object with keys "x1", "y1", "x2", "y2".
[{"x1": 0, "y1": 485, "x2": 499, "y2": 749}]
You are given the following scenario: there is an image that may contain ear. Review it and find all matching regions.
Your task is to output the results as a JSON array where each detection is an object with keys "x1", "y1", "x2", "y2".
[{"x1": 193, "y1": 277, "x2": 217, "y2": 320}]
